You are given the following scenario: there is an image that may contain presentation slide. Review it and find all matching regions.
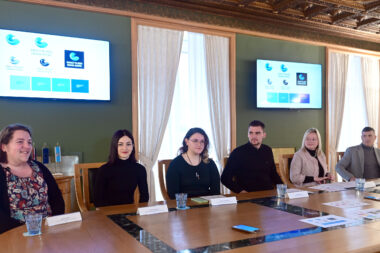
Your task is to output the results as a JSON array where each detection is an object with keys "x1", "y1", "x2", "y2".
[
  {"x1": 0, "y1": 29, "x2": 110, "y2": 101},
  {"x1": 257, "y1": 59, "x2": 322, "y2": 109}
]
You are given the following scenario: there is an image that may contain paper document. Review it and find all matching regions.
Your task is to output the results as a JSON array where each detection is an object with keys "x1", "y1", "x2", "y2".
[
  {"x1": 309, "y1": 184, "x2": 346, "y2": 192},
  {"x1": 345, "y1": 208, "x2": 380, "y2": 220},
  {"x1": 323, "y1": 200, "x2": 369, "y2": 209},
  {"x1": 199, "y1": 195, "x2": 226, "y2": 200},
  {"x1": 300, "y1": 215, "x2": 355, "y2": 228}
]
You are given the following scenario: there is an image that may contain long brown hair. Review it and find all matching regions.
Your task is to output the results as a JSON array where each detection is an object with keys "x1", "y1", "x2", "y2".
[{"x1": 108, "y1": 129, "x2": 136, "y2": 164}]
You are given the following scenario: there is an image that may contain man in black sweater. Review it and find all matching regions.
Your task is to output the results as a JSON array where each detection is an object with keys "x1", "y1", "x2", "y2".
[{"x1": 221, "y1": 120, "x2": 282, "y2": 193}]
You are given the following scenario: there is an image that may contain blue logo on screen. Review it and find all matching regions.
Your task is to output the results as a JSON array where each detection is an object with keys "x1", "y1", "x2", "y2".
[
  {"x1": 65, "y1": 50, "x2": 84, "y2": 69},
  {"x1": 10, "y1": 56, "x2": 19, "y2": 65},
  {"x1": 283, "y1": 80, "x2": 288, "y2": 85},
  {"x1": 69, "y1": 52, "x2": 80, "y2": 61},
  {"x1": 40, "y1": 59, "x2": 50, "y2": 67},
  {"x1": 35, "y1": 37, "x2": 48, "y2": 48},
  {"x1": 281, "y1": 64, "x2": 288, "y2": 72},
  {"x1": 267, "y1": 78, "x2": 272, "y2": 85},
  {"x1": 296, "y1": 73, "x2": 308, "y2": 86},
  {"x1": 265, "y1": 63, "x2": 272, "y2": 71},
  {"x1": 6, "y1": 34, "x2": 20, "y2": 45}
]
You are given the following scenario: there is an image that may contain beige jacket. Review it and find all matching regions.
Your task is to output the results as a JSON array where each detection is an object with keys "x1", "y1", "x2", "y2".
[{"x1": 290, "y1": 149, "x2": 328, "y2": 186}]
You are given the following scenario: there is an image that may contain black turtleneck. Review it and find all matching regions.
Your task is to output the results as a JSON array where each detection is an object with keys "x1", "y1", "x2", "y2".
[
  {"x1": 303, "y1": 148, "x2": 324, "y2": 183},
  {"x1": 94, "y1": 158, "x2": 149, "y2": 207}
]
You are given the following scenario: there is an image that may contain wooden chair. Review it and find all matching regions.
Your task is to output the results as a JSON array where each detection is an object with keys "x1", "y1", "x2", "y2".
[
  {"x1": 272, "y1": 147, "x2": 296, "y2": 170},
  {"x1": 158, "y1": 159, "x2": 172, "y2": 201},
  {"x1": 272, "y1": 147, "x2": 296, "y2": 164},
  {"x1": 223, "y1": 156, "x2": 229, "y2": 167},
  {"x1": 74, "y1": 162, "x2": 140, "y2": 212},
  {"x1": 74, "y1": 162, "x2": 105, "y2": 212},
  {"x1": 277, "y1": 154, "x2": 296, "y2": 187}
]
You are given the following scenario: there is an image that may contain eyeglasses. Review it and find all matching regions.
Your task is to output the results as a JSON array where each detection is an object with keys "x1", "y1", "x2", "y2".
[{"x1": 189, "y1": 139, "x2": 205, "y2": 145}]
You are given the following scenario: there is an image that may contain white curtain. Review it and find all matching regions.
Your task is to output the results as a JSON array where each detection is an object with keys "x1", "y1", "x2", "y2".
[
  {"x1": 337, "y1": 55, "x2": 368, "y2": 152},
  {"x1": 137, "y1": 25, "x2": 183, "y2": 202},
  {"x1": 328, "y1": 51, "x2": 349, "y2": 175},
  {"x1": 204, "y1": 34, "x2": 231, "y2": 194},
  {"x1": 361, "y1": 56, "x2": 380, "y2": 141}
]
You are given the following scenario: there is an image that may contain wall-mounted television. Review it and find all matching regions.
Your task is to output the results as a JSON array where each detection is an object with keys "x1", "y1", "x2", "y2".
[
  {"x1": 256, "y1": 59, "x2": 322, "y2": 109},
  {"x1": 0, "y1": 28, "x2": 110, "y2": 101}
]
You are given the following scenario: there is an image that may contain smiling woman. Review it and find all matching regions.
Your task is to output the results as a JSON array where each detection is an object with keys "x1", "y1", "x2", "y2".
[
  {"x1": 0, "y1": 123, "x2": 64, "y2": 234},
  {"x1": 94, "y1": 129, "x2": 149, "y2": 207},
  {"x1": 290, "y1": 128, "x2": 334, "y2": 186}
]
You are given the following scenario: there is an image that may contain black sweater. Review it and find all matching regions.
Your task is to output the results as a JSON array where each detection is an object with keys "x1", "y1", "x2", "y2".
[
  {"x1": 0, "y1": 160, "x2": 65, "y2": 234},
  {"x1": 221, "y1": 143, "x2": 282, "y2": 193},
  {"x1": 94, "y1": 159, "x2": 149, "y2": 207},
  {"x1": 166, "y1": 155, "x2": 220, "y2": 199}
]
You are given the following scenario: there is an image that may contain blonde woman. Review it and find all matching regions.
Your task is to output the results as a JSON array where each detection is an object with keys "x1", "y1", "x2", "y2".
[{"x1": 290, "y1": 128, "x2": 333, "y2": 186}]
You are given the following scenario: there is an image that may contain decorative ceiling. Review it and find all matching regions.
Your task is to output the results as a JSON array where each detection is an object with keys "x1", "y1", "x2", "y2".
[{"x1": 136, "y1": 0, "x2": 380, "y2": 41}]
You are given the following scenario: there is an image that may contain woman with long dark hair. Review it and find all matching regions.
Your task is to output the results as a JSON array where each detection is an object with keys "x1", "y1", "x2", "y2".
[
  {"x1": 166, "y1": 128, "x2": 220, "y2": 199},
  {"x1": 94, "y1": 129, "x2": 149, "y2": 207}
]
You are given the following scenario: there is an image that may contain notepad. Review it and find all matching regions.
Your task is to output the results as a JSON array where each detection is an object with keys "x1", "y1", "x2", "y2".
[{"x1": 191, "y1": 197, "x2": 209, "y2": 204}]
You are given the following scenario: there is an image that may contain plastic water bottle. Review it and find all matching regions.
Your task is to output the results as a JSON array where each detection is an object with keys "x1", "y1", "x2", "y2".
[
  {"x1": 42, "y1": 143, "x2": 49, "y2": 164},
  {"x1": 31, "y1": 142, "x2": 37, "y2": 160},
  {"x1": 54, "y1": 142, "x2": 61, "y2": 163}
]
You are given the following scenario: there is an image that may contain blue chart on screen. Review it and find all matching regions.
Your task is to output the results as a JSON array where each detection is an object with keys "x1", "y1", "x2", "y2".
[
  {"x1": 0, "y1": 28, "x2": 110, "y2": 101},
  {"x1": 65, "y1": 50, "x2": 84, "y2": 69},
  {"x1": 10, "y1": 76, "x2": 30, "y2": 90},
  {"x1": 6, "y1": 34, "x2": 20, "y2": 45},
  {"x1": 35, "y1": 37, "x2": 48, "y2": 48},
  {"x1": 72, "y1": 79, "x2": 89, "y2": 93}
]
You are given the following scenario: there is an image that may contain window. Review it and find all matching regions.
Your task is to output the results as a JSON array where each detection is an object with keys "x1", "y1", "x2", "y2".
[
  {"x1": 337, "y1": 55, "x2": 368, "y2": 152},
  {"x1": 154, "y1": 32, "x2": 218, "y2": 201}
]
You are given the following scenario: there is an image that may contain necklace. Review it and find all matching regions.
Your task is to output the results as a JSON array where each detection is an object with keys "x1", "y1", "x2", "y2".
[
  {"x1": 185, "y1": 152, "x2": 200, "y2": 165},
  {"x1": 186, "y1": 152, "x2": 201, "y2": 180}
]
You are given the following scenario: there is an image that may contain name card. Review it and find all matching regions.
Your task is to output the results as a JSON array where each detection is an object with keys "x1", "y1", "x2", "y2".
[
  {"x1": 287, "y1": 191, "x2": 309, "y2": 199},
  {"x1": 46, "y1": 212, "x2": 82, "y2": 226},
  {"x1": 209, "y1": 196, "x2": 237, "y2": 206},
  {"x1": 137, "y1": 204, "x2": 168, "y2": 216},
  {"x1": 364, "y1": 181, "x2": 376, "y2": 188}
]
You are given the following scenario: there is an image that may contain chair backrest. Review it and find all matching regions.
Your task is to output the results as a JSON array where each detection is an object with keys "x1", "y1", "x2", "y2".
[
  {"x1": 272, "y1": 147, "x2": 296, "y2": 165},
  {"x1": 74, "y1": 162, "x2": 141, "y2": 212},
  {"x1": 223, "y1": 156, "x2": 229, "y2": 167},
  {"x1": 277, "y1": 154, "x2": 295, "y2": 187},
  {"x1": 337, "y1": 152, "x2": 345, "y2": 162},
  {"x1": 158, "y1": 159, "x2": 172, "y2": 201},
  {"x1": 74, "y1": 162, "x2": 105, "y2": 212}
]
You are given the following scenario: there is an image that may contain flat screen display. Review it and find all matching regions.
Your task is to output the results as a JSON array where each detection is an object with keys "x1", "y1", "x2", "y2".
[
  {"x1": 0, "y1": 28, "x2": 110, "y2": 101},
  {"x1": 256, "y1": 59, "x2": 322, "y2": 109}
]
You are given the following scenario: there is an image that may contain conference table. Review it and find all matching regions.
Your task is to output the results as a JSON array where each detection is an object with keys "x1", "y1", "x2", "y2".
[{"x1": 2, "y1": 185, "x2": 380, "y2": 253}]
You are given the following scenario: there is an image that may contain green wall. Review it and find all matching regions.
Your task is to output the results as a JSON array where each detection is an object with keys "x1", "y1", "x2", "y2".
[
  {"x1": 0, "y1": 1, "x2": 132, "y2": 162},
  {"x1": 0, "y1": 1, "x2": 326, "y2": 161},
  {"x1": 235, "y1": 34, "x2": 326, "y2": 150}
]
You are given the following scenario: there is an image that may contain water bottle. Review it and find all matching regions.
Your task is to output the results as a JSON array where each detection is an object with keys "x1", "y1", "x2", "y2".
[
  {"x1": 54, "y1": 142, "x2": 61, "y2": 163},
  {"x1": 42, "y1": 143, "x2": 49, "y2": 164},
  {"x1": 31, "y1": 142, "x2": 37, "y2": 160}
]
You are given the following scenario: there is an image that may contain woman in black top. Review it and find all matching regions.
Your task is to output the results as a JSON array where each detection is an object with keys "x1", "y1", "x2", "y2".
[
  {"x1": 166, "y1": 128, "x2": 220, "y2": 199},
  {"x1": 94, "y1": 129, "x2": 149, "y2": 207}
]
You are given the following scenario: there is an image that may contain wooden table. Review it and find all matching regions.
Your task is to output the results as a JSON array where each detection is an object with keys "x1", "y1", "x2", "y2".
[{"x1": 1, "y1": 189, "x2": 380, "y2": 252}]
